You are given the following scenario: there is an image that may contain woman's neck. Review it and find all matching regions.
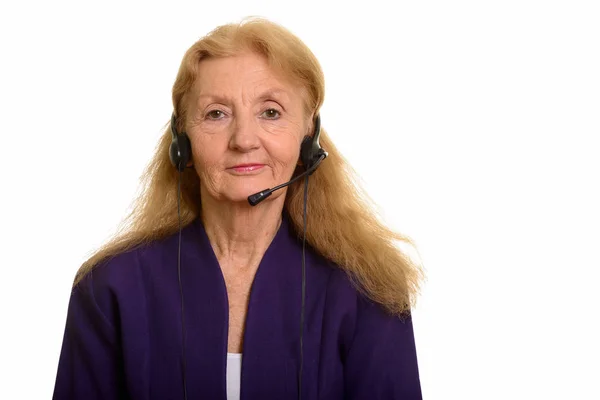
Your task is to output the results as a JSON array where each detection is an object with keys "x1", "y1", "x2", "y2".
[{"x1": 200, "y1": 195, "x2": 284, "y2": 271}]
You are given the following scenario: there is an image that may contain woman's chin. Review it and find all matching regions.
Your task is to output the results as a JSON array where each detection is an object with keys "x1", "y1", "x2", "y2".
[
  {"x1": 207, "y1": 177, "x2": 287, "y2": 205},
  {"x1": 224, "y1": 185, "x2": 284, "y2": 205},
  {"x1": 221, "y1": 186, "x2": 267, "y2": 204}
]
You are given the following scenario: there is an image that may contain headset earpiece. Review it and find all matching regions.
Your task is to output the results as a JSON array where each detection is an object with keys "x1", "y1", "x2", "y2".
[
  {"x1": 169, "y1": 113, "x2": 192, "y2": 172},
  {"x1": 300, "y1": 114, "x2": 325, "y2": 173}
]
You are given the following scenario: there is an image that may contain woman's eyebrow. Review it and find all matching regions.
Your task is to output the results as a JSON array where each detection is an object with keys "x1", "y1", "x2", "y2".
[
  {"x1": 256, "y1": 88, "x2": 290, "y2": 103},
  {"x1": 197, "y1": 93, "x2": 229, "y2": 105},
  {"x1": 197, "y1": 88, "x2": 290, "y2": 105}
]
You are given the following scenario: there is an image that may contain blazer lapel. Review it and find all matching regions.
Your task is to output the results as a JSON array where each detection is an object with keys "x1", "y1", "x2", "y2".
[
  {"x1": 180, "y1": 217, "x2": 229, "y2": 400},
  {"x1": 240, "y1": 214, "x2": 304, "y2": 399}
]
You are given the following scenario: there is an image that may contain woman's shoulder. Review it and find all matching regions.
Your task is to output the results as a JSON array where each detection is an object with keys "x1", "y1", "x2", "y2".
[
  {"x1": 84, "y1": 237, "x2": 172, "y2": 285},
  {"x1": 75, "y1": 222, "x2": 196, "y2": 302},
  {"x1": 320, "y1": 257, "x2": 413, "y2": 330},
  {"x1": 71, "y1": 225, "x2": 192, "y2": 330}
]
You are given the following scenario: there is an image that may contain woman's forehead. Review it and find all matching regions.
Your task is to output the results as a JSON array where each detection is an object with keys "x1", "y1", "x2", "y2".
[{"x1": 191, "y1": 53, "x2": 304, "y2": 102}]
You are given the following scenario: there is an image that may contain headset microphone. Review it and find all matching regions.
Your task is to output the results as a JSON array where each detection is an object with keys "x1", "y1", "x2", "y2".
[{"x1": 247, "y1": 152, "x2": 327, "y2": 206}]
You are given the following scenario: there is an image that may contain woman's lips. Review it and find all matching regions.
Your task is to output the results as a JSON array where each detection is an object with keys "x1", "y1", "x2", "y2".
[{"x1": 230, "y1": 164, "x2": 265, "y2": 173}]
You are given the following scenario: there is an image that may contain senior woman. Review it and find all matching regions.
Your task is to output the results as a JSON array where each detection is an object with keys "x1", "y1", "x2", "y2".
[{"x1": 52, "y1": 17, "x2": 424, "y2": 400}]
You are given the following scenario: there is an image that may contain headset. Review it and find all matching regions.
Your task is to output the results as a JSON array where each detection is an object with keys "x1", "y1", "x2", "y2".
[
  {"x1": 169, "y1": 113, "x2": 192, "y2": 172},
  {"x1": 169, "y1": 111, "x2": 327, "y2": 400}
]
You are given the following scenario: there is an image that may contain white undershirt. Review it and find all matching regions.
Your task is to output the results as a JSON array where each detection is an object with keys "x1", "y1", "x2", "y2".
[{"x1": 226, "y1": 353, "x2": 242, "y2": 400}]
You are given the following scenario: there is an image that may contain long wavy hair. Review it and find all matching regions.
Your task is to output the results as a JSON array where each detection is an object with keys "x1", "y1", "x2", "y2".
[{"x1": 74, "y1": 16, "x2": 425, "y2": 315}]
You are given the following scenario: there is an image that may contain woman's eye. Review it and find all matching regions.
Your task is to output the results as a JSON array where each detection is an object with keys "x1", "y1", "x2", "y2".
[
  {"x1": 206, "y1": 110, "x2": 225, "y2": 120},
  {"x1": 263, "y1": 108, "x2": 281, "y2": 119}
]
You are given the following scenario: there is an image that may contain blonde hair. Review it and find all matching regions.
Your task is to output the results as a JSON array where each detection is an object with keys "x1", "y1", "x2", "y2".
[{"x1": 74, "y1": 16, "x2": 425, "y2": 316}]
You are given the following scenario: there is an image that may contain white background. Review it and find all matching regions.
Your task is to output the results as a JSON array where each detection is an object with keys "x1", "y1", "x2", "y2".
[{"x1": 1, "y1": 0, "x2": 599, "y2": 398}]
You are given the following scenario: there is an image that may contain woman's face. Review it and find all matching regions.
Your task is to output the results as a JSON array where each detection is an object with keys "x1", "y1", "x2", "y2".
[{"x1": 185, "y1": 51, "x2": 309, "y2": 205}]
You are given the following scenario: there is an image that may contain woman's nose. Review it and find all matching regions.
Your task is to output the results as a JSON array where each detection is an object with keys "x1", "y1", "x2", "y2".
[{"x1": 229, "y1": 114, "x2": 261, "y2": 152}]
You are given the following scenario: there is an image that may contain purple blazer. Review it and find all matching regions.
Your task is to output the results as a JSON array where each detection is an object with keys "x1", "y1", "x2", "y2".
[{"x1": 53, "y1": 213, "x2": 422, "y2": 399}]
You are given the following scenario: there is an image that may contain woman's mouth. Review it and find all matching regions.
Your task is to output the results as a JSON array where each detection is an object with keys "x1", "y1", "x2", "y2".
[{"x1": 229, "y1": 164, "x2": 265, "y2": 173}]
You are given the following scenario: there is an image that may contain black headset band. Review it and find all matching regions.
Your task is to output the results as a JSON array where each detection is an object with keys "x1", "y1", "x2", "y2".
[{"x1": 171, "y1": 113, "x2": 179, "y2": 138}]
